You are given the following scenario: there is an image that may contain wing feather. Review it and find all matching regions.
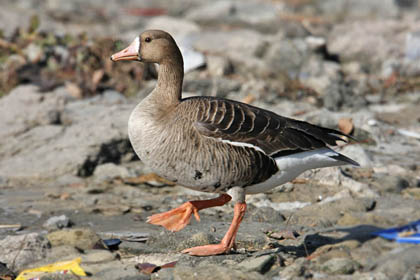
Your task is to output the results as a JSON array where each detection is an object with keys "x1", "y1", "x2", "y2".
[{"x1": 186, "y1": 97, "x2": 351, "y2": 155}]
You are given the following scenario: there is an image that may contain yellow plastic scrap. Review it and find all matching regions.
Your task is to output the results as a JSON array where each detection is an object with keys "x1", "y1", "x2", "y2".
[{"x1": 16, "y1": 257, "x2": 86, "y2": 280}]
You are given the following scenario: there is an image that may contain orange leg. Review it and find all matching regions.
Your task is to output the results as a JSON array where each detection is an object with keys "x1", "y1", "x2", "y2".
[
  {"x1": 182, "y1": 202, "x2": 247, "y2": 256},
  {"x1": 147, "y1": 194, "x2": 232, "y2": 232}
]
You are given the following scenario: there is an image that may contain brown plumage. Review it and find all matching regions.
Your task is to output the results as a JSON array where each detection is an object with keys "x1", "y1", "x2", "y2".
[{"x1": 111, "y1": 30, "x2": 358, "y2": 256}]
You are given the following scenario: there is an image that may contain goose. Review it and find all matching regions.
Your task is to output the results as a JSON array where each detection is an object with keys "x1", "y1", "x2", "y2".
[{"x1": 111, "y1": 30, "x2": 359, "y2": 256}]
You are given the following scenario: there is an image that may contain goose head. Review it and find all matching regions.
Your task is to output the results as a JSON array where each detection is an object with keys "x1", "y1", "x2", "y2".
[{"x1": 111, "y1": 30, "x2": 182, "y2": 64}]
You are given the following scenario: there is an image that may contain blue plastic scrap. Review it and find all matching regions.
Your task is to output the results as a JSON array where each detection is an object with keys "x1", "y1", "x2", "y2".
[{"x1": 372, "y1": 219, "x2": 420, "y2": 244}]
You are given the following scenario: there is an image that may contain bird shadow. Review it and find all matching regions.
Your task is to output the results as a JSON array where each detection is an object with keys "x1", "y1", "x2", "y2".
[{"x1": 275, "y1": 224, "x2": 384, "y2": 258}]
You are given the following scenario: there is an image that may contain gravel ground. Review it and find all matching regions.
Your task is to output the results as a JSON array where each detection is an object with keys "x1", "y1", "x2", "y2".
[{"x1": 1, "y1": 0, "x2": 420, "y2": 279}]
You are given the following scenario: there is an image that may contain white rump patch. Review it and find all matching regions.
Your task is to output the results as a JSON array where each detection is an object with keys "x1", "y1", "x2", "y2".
[{"x1": 245, "y1": 148, "x2": 348, "y2": 194}]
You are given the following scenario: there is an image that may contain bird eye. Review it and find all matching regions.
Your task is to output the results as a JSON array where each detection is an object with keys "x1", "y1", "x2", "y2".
[{"x1": 145, "y1": 37, "x2": 151, "y2": 43}]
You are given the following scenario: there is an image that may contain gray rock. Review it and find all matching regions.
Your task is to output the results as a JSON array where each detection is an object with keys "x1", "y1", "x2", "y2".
[
  {"x1": 402, "y1": 31, "x2": 420, "y2": 76},
  {"x1": 323, "y1": 78, "x2": 368, "y2": 111},
  {"x1": 186, "y1": 0, "x2": 281, "y2": 32},
  {"x1": 374, "y1": 246, "x2": 420, "y2": 279},
  {"x1": 81, "y1": 249, "x2": 115, "y2": 263},
  {"x1": 0, "y1": 233, "x2": 50, "y2": 271},
  {"x1": 244, "y1": 206, "x2": 285, "y2": 224},
  {"x1": 321, "y1": 257, "x2": 361, "y2": 275},
  {"x1": 118, "y1": 241, "x2": 151, "y2": 255},
  {"x1": 312, "y1": 0, "x2": 399, "y2": 20},
  {"x1": 236, "y1": 254, "x2": 276, "y2": 274},
  {"x1": 193, "y1": 29, "x2": 265, "y2": 58},
  {"x1": 0, "y1": 4, "x2": 32, "y2": 37},
  {"x1": 152, "y1": 267, "x2": 175, "y2": 280},
  {"x1": 372, "y1": 175, "x2": 410, "y2": 194},
  {"x1": 0, "y1": 86, "x2": 136, "y2": 180},
  {"x1": 0, "y1": 85, "x2": 62, "y2": 139},
  {"x1": 45, "y1": 245, "x2": 80, "y2": 262},
  {"x1": 93, "y1": 163, "x2": 132, "y2": 182},
  {"x1": 24, "y1": 43, "x2": 44, "y2": 63},
  {"x1": 338, "y1": 145, "x2": 373, "y2": 168},
  {"x1": 328, "y1": 20, "x2": 420, "y2": 74},
  {"x1": 264, "y1": 37, "x2": 309, "y2": 78},
  {"x1": 176, "y1": 232, "x2": 216, "y2": 252},
  {"x1": 82, "y1": 260, "x2": 143, "y2": 280},
  {"x1": 276, "y1": 258, "x2": 308, "y2": 279},
  {"x1": 206, "y1": 55, "x2": 234, "y2": 77},
  {"x1": 55, "y1": 174, "x2": 84, "y2": 186},
  {"x1": 146, "y1": 230, "x2": 215, "y2": 253},
  {"x1": 43, "y1": 215, "x2": 72, "y2": 230},
  {"x1": 192, "y1": 29, "x2": 271, "y2": 76},
  {"x1": 183, "y1": 78, "x2": 241, "y2": 98},
  {"x1": 40, "y1": 273, "x2": 80, "y2": 280},
  {"x1": 97, "y1": 90, "x2": 127, "y2": 105},
  {"x1": 301, "y1": 58, "x2": 342, "y2": 95},
  {"x1": 47, "y1": 228, "x2": 101, "y2": 250},
  {"x1": 144, "y1": 15, "x2": 200, "y2": 40},
  {"x1": 173, "y1": 264, "x2": 265, "y2": 280}
]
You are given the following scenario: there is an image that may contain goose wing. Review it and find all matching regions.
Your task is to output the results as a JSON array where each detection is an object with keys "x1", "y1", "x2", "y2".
[{"x1": 190, "y1": 97, "x2": 349, "y2": 156}]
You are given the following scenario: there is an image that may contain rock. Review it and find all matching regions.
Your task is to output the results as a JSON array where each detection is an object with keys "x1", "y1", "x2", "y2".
[
  {"x1": 118, "y1": 242, "x2": 150, "y2": 255},
  {"x1": 0, "y1": 85, "x2": 60, "y2": 139},
  {"x1": 302, "y1": 58, "x2": 342, "y2": 95},
  {"x1": 82, "y1": 260, "x2": 142, "y2": 280},
  {"x1": 55, "y1": 174, "x2": 85, "y2": 186},
  {"x1": 44, "y1": 245, "x2": 80, "y2": 263},
  {"x1": 338, "y1": 145, "x2": 373, "y2": 168},
  {"x1": 0, "y1": 262, "x2": 15, "y2": 279},
  {"x1": 244, "y1": 206, "x2": 285, "y2": 224},
  {"x1": 372, "y1": 175, "x2": 410, "y2": 194},
  {"x1": 247, "y1": 193, "x2": 310, "y2": 212},
  {"x1": 328, "y1": 19, "x2": 420, "y2": 74},
  {"x1": 144, "y1": 15, "x2": 200, "y2": 40},
  {"x1": 192, "y1": 29, "x2": 270, "y2": 75},
  {"x1": 40, "y1": 273, "x2": 80, "y2": 280},
  {"x1": 312, "y1": 0, "x2": 399, "y2": 20},
  {"x1": 374, "y1": 246, "x2": 420, "y2": 279},
  {"x1": 293, "y1": 196, "x2": 377, "y2": 227},
  {"x1": 321, "y1": 257, "x2": 361, "y2": 275},
  {"x1": 81, "y1": 249, "x2": 115, "y2": 263},
  {"x1": 176, "y1": 232, "x2": 216, "y2": 252},
  {"x1": 24, "y1": 43, "x2": 44, "y2": 63},
  {"x1": 307, "y1": 167, "x2": 378, "y2": 198},
  {"x1": 0, "y1": 86, "x2": 136, "y2": 179},
  {"x1": 97, "y1": 90, "x2": 127, "y2": 105},
  {"x1": 206, "y1": 55, "x2": 234, "y2": 77},
  {"x1": 173, "y1": 264, "x2": 265, "y2": 280},
  {"x1": 236, "y1": 255, "x2": 276, "y2": 273},
  {"x1": 43, "y1": 215, "x2": 72, "y2": 230},
  {"x1": 47, "y1": 228, "x2": 101, "y2": 250},
  {"x1": 403, "y1": 188, "x2": 420, "y2": 200},
  {"x1": 93, "y1": 163, "x2": 132, "y2": 182},
  {"x1": 193, "y1": 29, "x2": 264, "y2": 57},
  {"x1": 0, "y1": 5, "x2": 32, "y2": 37},
  {"x1": 0, "y1": 233, "x2": 50, "y2": 271},
  {"x1": 264, "y1": 37, "x2": 309, "y2": 78},
  {"x1": 276, "y1": 258, "x2": 308, "y2": 279},
  {"x1": 186, "y1": 0, "x2": 281, "y2": 32},
  {"x1": 183, "y1": 78, "x2": 241, "y2": 98},
  {"x1": 323, "y1": 77, "x2": 368, "y2": 111},
  {"x1": 146, "y1": 230, "x2": 215, "y2": 253}
]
